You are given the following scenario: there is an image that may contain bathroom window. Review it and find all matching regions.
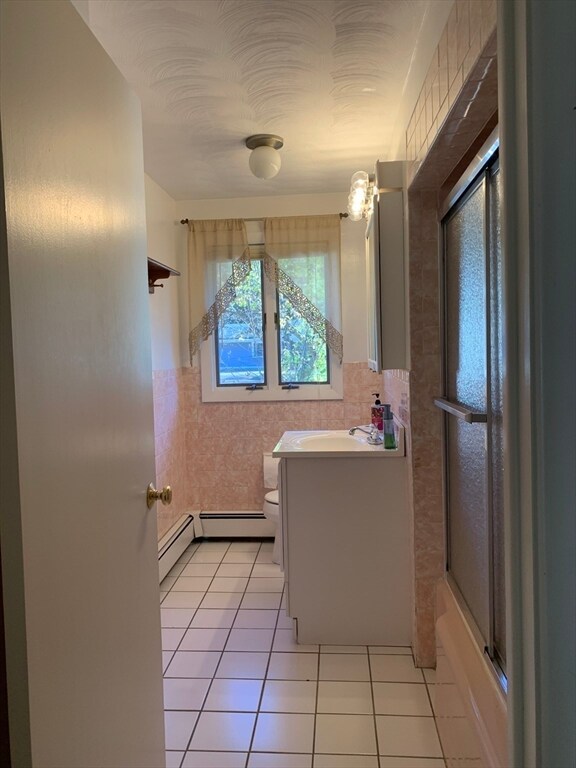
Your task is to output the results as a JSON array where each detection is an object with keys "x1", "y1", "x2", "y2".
[
  {"x1": 215, "y1": 260, "x2": 267, "y2": 386},
  {"x1": 201, "y1": 240, "x2": 342, "y2": 403},
  {"x1": 276, "y1": 253, "x2": 329, "y2": 386}
]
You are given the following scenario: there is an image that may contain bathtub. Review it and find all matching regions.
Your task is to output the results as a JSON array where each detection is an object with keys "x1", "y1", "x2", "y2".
[{"x1": 433, "y1": 579, "x2": 508, "y2": 767}]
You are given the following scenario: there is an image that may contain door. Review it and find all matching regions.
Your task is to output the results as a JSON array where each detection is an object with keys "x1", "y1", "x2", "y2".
[
  {"x1": 0, "y1": 2, "x2": 164, "y2": 766},
  {"x1": 436, "y1": 149, "x2": 505, "y2": 675}
]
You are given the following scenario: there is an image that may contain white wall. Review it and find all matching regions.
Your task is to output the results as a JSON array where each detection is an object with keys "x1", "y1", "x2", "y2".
[
  {"x1": 173, "y1": 193, "x2": 368, "y2": 367},
  {"x1": 145, "y1": 175, "x2": 181, "y2": 371},
  {"x1": 386, "y1": 0, "x2": 454, "y2": 160}
]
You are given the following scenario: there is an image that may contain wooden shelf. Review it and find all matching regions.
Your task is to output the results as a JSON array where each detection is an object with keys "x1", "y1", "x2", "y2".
[{"x1": 147, "y1": 258, "x2": 180, "y2": 294}]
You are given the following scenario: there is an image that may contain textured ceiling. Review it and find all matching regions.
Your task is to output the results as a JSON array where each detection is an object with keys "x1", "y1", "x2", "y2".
[{"x1": 82, "y1": 0, "x2": 434, "y2": 200}]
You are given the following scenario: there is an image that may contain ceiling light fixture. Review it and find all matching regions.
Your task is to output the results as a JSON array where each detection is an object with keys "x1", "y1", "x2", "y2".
[
  {"x1": 347, "y1": 170, "x2": 375, "y2": 221},
  {"x1": 245, "y1": 134, "x2": 284, "y2": 179}
]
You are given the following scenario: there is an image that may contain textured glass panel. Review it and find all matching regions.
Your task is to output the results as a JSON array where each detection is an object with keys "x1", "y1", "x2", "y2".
[
  {"x1": 490, "y1": 167, "x2": 506, "y2": 666},
  {"x1": 447, "y1": 419, "x2": 490, "y2": 641},
  {"x1": 216, "y1": 261, "x2": 265, "y2": 385},
  {"x1": 444, "y1": 180, "x2": 489, "y2": 642},
  {"x1": 445, "y1": 183, "x2": 487, "y2": 411}
]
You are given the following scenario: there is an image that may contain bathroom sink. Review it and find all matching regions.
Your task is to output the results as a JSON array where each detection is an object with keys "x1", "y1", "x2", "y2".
[
  {"x1": 292, "y1": 432, "x2": 369, "y2": 451},
  {"x1": 273, "y1": 428, "x2": 404, "y2": 457}
]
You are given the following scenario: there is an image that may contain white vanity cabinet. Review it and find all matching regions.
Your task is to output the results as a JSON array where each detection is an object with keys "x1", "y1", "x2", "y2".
[{"x1": 274, "y1": 430, "x2": 412, "y2": 646}]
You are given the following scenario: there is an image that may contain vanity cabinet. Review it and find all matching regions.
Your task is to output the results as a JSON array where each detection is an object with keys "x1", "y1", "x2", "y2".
[{"x1": 275, "y1": 432, "x2": 412, "y2": 646}]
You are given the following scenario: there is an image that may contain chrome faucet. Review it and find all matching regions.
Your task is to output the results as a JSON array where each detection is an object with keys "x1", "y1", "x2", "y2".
[
  {"x1": 349, "y1": 424, "x2": 383, "y2": 445},
  {"x1": 348, "y1": 425, "x2": 371, "y2": 436}
]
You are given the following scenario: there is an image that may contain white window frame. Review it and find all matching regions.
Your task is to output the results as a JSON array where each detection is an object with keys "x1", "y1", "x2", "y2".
[{"x1": 200, "y1": 256, "x2": 343, "y2": 403}]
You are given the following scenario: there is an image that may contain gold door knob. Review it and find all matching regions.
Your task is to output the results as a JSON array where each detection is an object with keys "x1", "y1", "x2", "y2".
[{"x1": 146, "y1": 483, "x2": 173, "y2": 509}]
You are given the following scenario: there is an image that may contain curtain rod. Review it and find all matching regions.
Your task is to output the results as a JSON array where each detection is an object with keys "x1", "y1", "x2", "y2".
[{"x1": 180, "y1": 213, "x2": 348, "y2": 225}]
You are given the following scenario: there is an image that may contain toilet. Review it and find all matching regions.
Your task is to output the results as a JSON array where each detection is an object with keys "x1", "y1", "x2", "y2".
[
  {"x1": 263, "y1": 489, "x2": 282, "y2": 565},
  {"x1": 262, "y1": 453, "x2": 282, "y2": 566}
]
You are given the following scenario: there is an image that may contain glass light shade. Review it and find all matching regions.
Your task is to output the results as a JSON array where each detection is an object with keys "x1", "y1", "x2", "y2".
[
  {"x1": 249, "y1": 145, "x2": 282, "y2": 179},
  {"x1": 347, "y1": 169, "x2": 374, "y2": 221},
  {"x1": 350, "y1": 170, "x2": 369, "y2": 189}
]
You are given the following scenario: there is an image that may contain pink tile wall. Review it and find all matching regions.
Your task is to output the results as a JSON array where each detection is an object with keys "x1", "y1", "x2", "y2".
[
  {"x1": 383, "y1": 0, "x2": 498, "y2": 668},
  {"x1": 153, "y1": 363, "x2": 386, "y2": 534},
  {"x1": 406, "y1": 0, "x2": 497, "y2": 173},
  {"x1": 183, "y1": 362, "x2": 384, "y2": 512},
  {"x1": 383, "y1": 370, "x2": 410, "y2": 430},
  {"x1": 152, "y1": 369, "x2": 188, "y2": 539},
  {"x1": 406, "y1": 191, "x2": 445, "y2": 668},
  {"x1": 382, "y1": 193, "x2": 445, "y2": 669}
]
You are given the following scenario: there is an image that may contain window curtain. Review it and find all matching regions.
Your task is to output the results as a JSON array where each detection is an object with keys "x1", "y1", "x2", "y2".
[
  {"x1": 264, "y1": 214, "x2": 343, "y2": 361},
  {"x1": 187, "y1": 218, "x2": 250, "y2": 363}
]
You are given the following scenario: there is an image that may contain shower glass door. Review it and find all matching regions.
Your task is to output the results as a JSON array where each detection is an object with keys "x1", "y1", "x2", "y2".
[
  {"x1": 444, "y1": 176, "x2": 490, "y2": 643},
  {"x1": 439, "y1": 149, "x2": 505, "y2": 676}
]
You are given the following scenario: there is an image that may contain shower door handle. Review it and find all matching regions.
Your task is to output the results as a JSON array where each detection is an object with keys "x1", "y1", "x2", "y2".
[
  {"x1": 434, "y1": 397, "x2": 487, "y2": 423},
  {"x1": 146, "y1": 483, "x2": 173, "y2": 509}
]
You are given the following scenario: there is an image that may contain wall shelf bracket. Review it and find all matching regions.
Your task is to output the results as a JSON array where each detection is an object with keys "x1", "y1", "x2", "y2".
[{"x1": 147, "y1": 257, "x2": 180, "y2": 294}]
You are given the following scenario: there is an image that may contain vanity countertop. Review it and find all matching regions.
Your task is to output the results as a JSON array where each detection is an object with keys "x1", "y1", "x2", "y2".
[{"x1": 273, "y1": 426, "x2": 405, "y2": 458}]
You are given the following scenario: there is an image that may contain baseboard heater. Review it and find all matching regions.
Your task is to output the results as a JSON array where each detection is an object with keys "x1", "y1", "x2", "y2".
[
  {"x1": 158, "y1": 511, "x2": 275, "y2": 581},
  {"x1": 158, "y1": 513, "x2": 196, "y2": 582},
  {"x1": 197, "y1": 510, "x2": 275, "y2": 540}
]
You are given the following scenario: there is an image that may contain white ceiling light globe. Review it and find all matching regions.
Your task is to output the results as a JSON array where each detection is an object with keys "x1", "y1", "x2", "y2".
[
  {"x1": 350, "y1": 170, "x2": 369, "y2": 189},
  {"x1": 249, "y1": 144, "x2": 282, "y2": 179}
]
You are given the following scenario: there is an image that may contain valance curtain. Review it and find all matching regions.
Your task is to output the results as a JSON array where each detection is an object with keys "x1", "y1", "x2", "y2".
[
  {"x1": 187, "y1": 218, "x2": 250, "y2": 362},
  {"x1": 263, "y1": 214, "x2": 343, "y2": 361},
  {"x1": 187, "y1": 213, "x2": 343, "y2": 364}
]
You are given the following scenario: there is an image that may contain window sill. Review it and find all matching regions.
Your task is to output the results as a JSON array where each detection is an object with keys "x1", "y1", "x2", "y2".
[
  {"x1": 200, "y1": 344, "x2": 343, "y2": 403},
  {"x1": 200, "y1": 383, "x2": 343, "y2": 403}
]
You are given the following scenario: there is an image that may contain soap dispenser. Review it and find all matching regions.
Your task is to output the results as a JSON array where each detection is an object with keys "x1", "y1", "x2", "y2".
[
  {"x1": 382, "y1": 404, "x2": 396, "y2": 449},
  {"x1": 371, "y1": 394, "x2": 384, "y2": 432}
]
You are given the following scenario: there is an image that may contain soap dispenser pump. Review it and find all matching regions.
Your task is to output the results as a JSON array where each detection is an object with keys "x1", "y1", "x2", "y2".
[{"x1": 371, "y1": 393, "x2": 384, "y2": 432}]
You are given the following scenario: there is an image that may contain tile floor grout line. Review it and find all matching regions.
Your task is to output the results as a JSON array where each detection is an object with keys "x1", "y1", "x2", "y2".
[
  {"x1": 367, "y1": 645, "x2": 382, "y2": 768},
  {"x1": 238, "y1": 538, "x2": 263, "y2": 768},
  {"x1": 175, "y1": 540, "x2": 233, "y2": 758},
  {"x1": 311, "y1": 642, "x2": 322, "y2": 767},
  {"x1": 224, "y1": 539, "x2": 273, "y2": 762},
  {"x1": 424, "y1": 673, "x2": 448, "y2": 768},
  {"x1": 234, "y1": 539, "x2": 269, "y2": 768},
  {"x1": 169, "y1": 539, "x2": 246, "y2": 759},
  {"x1": 245, "y1": 561, "x2": 284, "y2": 762},
  {"x1": 165, "y1": 704, "x2": 436, "y2": 718},
  {"x1": 165, "y1": 540, "x2": 231, "y2": 662},
  {"x1": 190, "y1": 539, "x2": 262, "y2": 761},
  {"x1": 160, "y1": 544, "x2": 223, "y2": 640}
]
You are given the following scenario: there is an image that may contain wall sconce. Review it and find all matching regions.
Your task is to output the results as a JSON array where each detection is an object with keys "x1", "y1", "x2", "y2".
[
  {"x1": 347, "y1": 170, "x2": 375, "y2": 221},
  {"x1": 245, "y1": 134, "x2": 284, "y2": 179}
]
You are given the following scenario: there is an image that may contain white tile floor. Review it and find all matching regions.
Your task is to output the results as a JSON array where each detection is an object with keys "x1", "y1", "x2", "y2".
[{"x1": 160, "y1": 539, "x2": 445, "y2": 768}]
